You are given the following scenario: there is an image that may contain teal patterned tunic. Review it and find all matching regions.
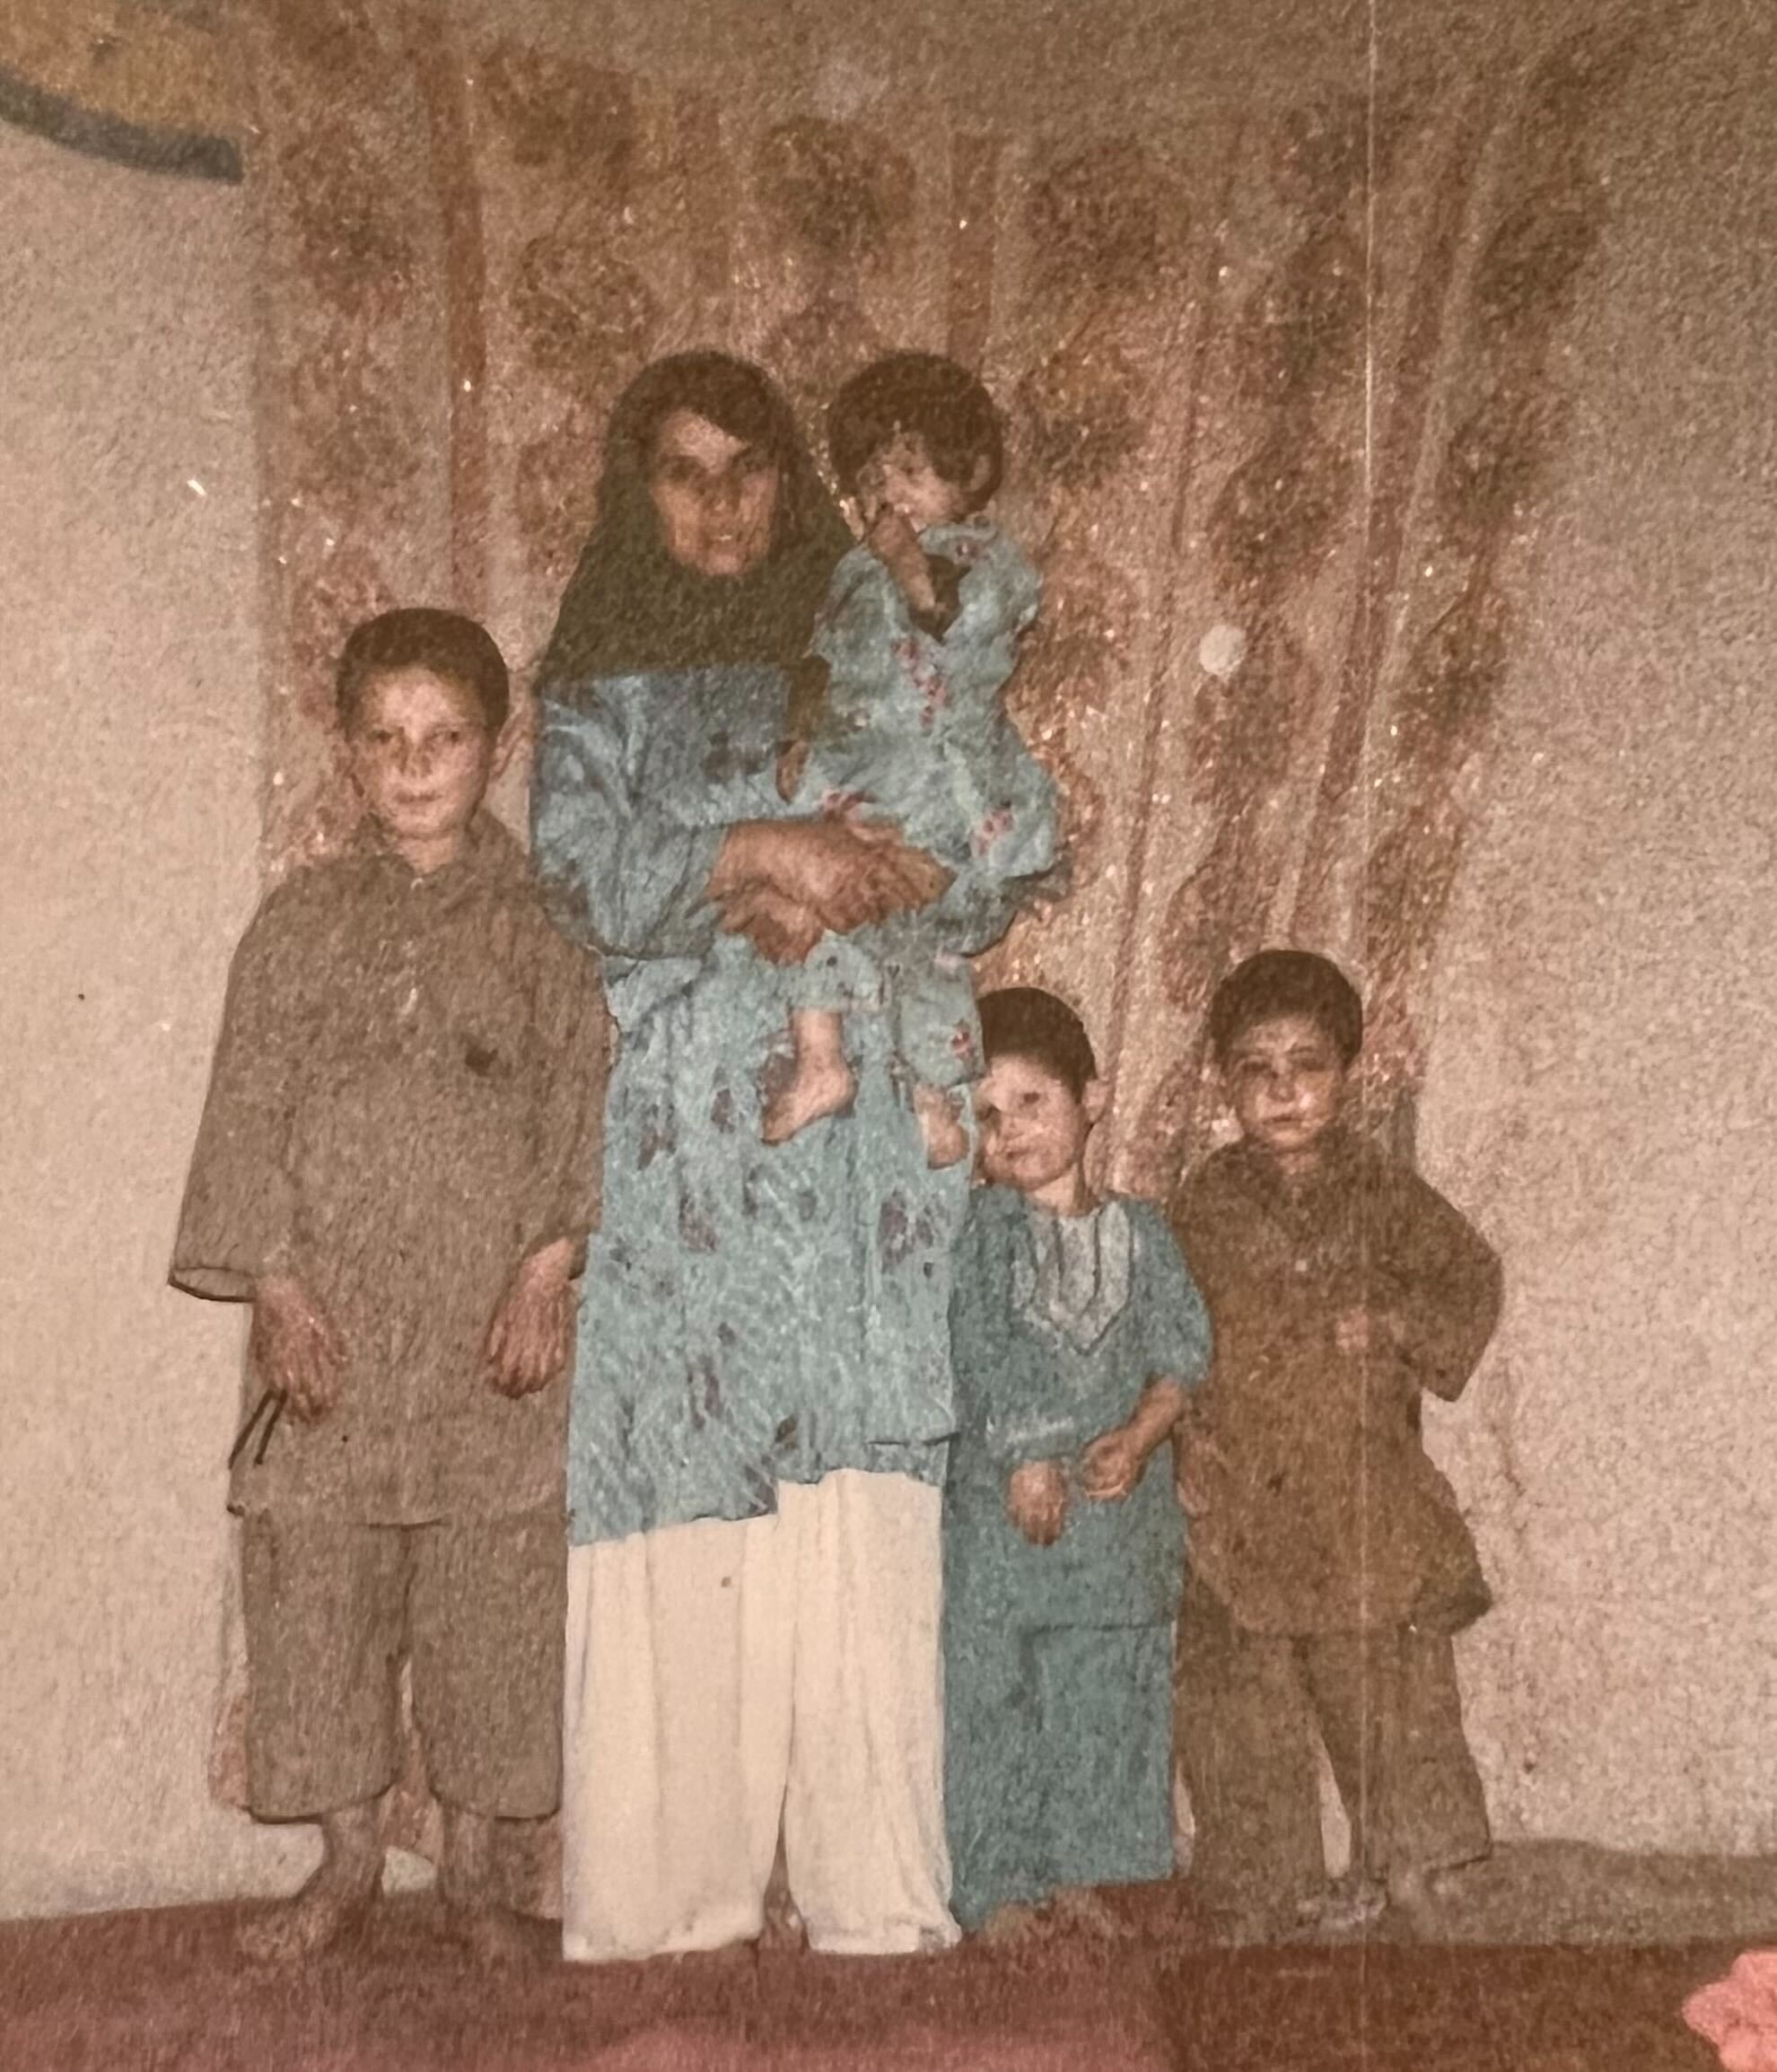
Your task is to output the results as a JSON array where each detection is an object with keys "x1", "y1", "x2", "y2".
[
  {"x1": 942, "y1": 1187, "x2": 1211, "y2": 1925},
  {"x1": 532, "y1": 665, "x2": 1055, "y2": 1545}
]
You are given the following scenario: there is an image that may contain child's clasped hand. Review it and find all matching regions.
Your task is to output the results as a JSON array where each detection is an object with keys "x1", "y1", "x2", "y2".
[{"x1": 1006, "y1": 1459, "x2": 1069, "y2": 1546}]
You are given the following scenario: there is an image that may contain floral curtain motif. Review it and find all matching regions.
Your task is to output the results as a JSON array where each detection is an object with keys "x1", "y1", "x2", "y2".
[{"x1": 246, "y1": 0, "x2": 453, "y2": 875}]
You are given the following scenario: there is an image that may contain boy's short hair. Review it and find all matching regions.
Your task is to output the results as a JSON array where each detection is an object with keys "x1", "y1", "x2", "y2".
[
  {"x1": 336, "y1": 608, "x2": 511, "y2": 734},
  {"x1": 827, "y1": 352, "x2": 1004, "y2": 511},
  {"x1": 978, "y1": 986, "x2": 1099, "y2": 1095},
  {"x1": 1208, "y1": 949, "x2": 1364, "y2": 1069}
]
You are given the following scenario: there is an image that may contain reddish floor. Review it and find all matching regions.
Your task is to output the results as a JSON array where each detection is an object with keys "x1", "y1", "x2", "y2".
[{"x1": 0, "y1": 1887, "x2": 1735, "y2": 2071}]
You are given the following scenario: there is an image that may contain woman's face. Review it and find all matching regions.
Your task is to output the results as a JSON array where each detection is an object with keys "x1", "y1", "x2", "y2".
[{"x1": 647, "y1": 408, "x2": 781, "y2": 579}]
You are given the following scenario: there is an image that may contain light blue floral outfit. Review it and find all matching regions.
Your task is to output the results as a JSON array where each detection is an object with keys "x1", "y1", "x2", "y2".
[
  {"x1": 531, "y1": 660, "x2": 1058, "y2": 1548},
  {"x1": 785, "y1": 518, "x2": 1056, "y2": 1088}
]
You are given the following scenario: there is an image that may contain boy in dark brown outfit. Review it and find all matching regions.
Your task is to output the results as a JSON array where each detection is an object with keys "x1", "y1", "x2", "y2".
[
  {"x1": 172, "y1": 608, "x2": 608, "y2": 1963},
  {"x1": 1169, "y1": 950, "x2": 1500, "y2": 1941}
]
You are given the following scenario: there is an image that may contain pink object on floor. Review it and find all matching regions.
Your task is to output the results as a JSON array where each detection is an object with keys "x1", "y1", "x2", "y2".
[{"x1": 1685, "y1": 1952, "x2": 1777, "y2": 2071}]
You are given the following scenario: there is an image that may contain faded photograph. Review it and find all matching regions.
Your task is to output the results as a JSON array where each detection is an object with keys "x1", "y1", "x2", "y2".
[{"x1": 2, "y1": 2, "x2": 1773, "y2": 2067}]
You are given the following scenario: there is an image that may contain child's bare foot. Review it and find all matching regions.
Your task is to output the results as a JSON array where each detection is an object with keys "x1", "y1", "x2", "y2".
[
  {"x1": 914, "y1": 1084, "x2": 968, "y2": 1167},
  {"x1": 437, "y1": 1803, "x2": 538, "y2": 1965},
  {"x1": 1309, "y1": 1876, "x2": 1387, "y2": 1936},
  {"x1": 1047, "y1": 1884, "x2": 1133, "y2": 1939},
  {"x1": 763, "y1": 1054, "x2": 857, "y2": 1143},
  {"x1": 1387, "y1": 1863, "x2": 1457, "y2": 1937},
  {"x1": 978, "y1": 1901, "x2": 1046, "y2": 1947},
  {"x1": 236, "y1": 1803, "x2": 381, "y2": 1965},
  {"x1": 443, "y1": 1896, "x2": 538, "y2": 1966},
  {"x1": 235, "y1": 1859, "x2": 378, "y2": 1964}
]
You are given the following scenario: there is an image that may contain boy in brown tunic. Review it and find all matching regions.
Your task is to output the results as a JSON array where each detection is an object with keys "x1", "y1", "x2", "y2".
[
  {"x1": 1169, "y1": 950, "x2": 1500, "y2": 1941},
  {"x1": 172, "y1": 608, "x2": 608, "y2": 1963}
]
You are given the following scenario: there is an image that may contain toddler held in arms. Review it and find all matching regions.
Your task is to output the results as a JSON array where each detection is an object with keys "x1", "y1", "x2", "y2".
[{"x1": 762, "y1": 353, "x2": 1058, "y2": 1165}]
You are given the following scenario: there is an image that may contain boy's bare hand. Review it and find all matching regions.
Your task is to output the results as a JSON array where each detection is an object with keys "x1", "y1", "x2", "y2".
[
  {"x1": 1080, "y1": 1424, "x2": 1145, "y2": 1503},
  {"x1": 485, "y1": 1239, "x2": 577, "y2": 1397},
  {"x1": 484, "y1": 1249, "x2": 573, "y2": 1396},
  {"x1": 1006, "y1": 1460, "x2": 1069, "y2": 1546},
  {"x1": 250, "y1": 1275, "x2": 346, "y2": 1423}
]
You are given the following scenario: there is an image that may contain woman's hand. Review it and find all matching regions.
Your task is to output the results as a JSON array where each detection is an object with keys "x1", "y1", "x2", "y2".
[
  {"x1": 715, "y1": 884, "x2": 827, "y2": 966},
  {"x1": 713, "y1": 819, "x2": 950, "y2": 939},
  {"x1": 250, "y1": 1275, "x2": 346, "y2": 1424}
]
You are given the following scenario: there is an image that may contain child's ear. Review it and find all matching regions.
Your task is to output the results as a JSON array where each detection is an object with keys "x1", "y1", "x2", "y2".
[
  {"x1": 968, "y1": 455, "x2": 994, "y2": 500},
  {"x1": 1081, "y1": 1076, "x2": 1108, "y2": 1126}
]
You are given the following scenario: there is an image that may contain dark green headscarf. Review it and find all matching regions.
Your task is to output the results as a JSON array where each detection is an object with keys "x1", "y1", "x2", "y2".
[{"x1": 535, "y1": 353, "x2": 852, "y2": 699}]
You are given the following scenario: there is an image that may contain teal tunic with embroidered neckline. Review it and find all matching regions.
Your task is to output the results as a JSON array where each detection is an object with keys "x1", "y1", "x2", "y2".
[
  {"x1": 532, "y1": 666, "x2": 1055, "y2": 1546},
  {"x1": 943, "y1": 1187, "x2": 1211, "y2": 1628},
  {"x1": 941, "y1": 1185, "x2": 1211, "y2": 1925}
]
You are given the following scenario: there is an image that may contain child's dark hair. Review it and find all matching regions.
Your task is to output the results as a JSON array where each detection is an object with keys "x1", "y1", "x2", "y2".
[
  {"x1": 978, "y1": 986, "x2": 1099, "y2": 1095},
  {"x1": 1208, "y1": 950, "x2": 1364, "y2": 1069},
  {"x1": 827, "y1": 352, "x2": 1004, "y2": 511},
  {"x1": 336, "y1": 608, "x2": 511, "y2": 733}
]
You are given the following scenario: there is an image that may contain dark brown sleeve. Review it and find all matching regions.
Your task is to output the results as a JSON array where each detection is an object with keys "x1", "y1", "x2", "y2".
[
  {"x1": 907, "y1": 554, "x2": 965, "y2": 640},
  {"x1": 1167, "y1": 1166, "x2": 1231, "y2": 1317},
  {"x1": 1377, "y1": 1167, "x2": 1502, "y2": 1402},
  {"x1": 519, "y1": 920, "x2": 610, "y2": 1263},
  {"x1": 169, "y1": 901, "x2": 302, "y2": 1303}
]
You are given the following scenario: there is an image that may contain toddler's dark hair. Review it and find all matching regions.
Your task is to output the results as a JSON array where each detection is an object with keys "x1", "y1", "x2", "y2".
[
  {"x1": 336, "y1": 608, "x2": 511, "y2": 733},
  {"x1": 978, "y1": 986, "x2": 1099, "y2": 1096},
  {"x1": 1208, "y1": 949, "x2": 1364, "y2": 1069},
  {"x1": 827, "y1": 352, "x2": 1004, "y2": 511}
]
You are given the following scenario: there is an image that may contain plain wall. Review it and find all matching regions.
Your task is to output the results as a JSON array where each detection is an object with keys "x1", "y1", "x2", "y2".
[
  {"x1": 1421, "y1": 2, "x2": 1777, "y2": 1853},
  {"x1": 0, "y1": 121, "x2": 310, "y2": 1912}
]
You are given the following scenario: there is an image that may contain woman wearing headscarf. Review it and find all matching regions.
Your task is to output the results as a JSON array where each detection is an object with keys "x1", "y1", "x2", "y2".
[{"x1": 531, "y1": 354, "x2": 1052, "y2": 1962}]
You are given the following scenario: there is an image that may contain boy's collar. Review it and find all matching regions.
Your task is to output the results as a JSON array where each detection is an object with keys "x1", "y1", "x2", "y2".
[
  {"x1": 350, "y1": 809, "x2": 518, "y2": 883},
  {"x1": 1230, "y1": 1121, "x2": 1363, "y2": 1197}
]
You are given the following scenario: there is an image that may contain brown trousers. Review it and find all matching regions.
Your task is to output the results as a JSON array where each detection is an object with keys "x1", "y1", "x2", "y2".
[
  {"x1": 1176, "y1": 1572, "x2": 1490, "y2": 1920},
  {"x1": 241, "y1": 1506, "x2": 565, "y2": 1822}
]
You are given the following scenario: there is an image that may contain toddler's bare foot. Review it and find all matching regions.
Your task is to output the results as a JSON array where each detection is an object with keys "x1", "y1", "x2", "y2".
[
  {"x1": 978, "y1": 1902, "x2": 1046, "y2": 1947},
  {"x1": 914, "y1": 1085, "x2": 968, "y2": 1168},
  {"x1": 235, "y1": 1859, "x2": 378, "y2": 1965},
  {"x1": 1203, "y1": 1898, "x2": 1311, "y2": 1947},
  {"x1": 762, "y1": 1055, "x2": 856, "y2": 1144},
  {"x1": 443, "y1": 1896, "x2": 538, "y2": 1966}
]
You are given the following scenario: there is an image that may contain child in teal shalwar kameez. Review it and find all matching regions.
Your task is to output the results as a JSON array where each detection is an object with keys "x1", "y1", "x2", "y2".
[{"x1": 943, "y1": 989, "x2": 1212, "y2": 1936}]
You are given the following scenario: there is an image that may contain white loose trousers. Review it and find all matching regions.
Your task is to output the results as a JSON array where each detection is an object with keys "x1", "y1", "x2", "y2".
[{"x1": 561, "y1": 1469, "x2": 959, "y2": 1960}]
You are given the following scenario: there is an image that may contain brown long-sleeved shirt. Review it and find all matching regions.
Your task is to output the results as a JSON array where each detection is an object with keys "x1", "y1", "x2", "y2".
[
  {"x1": 171, "y1": 815, "x2": 608, "y2": 1523},
  {"x1": 1169, "y1": 1128, "x2": 1501, "y2": 1635}
]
